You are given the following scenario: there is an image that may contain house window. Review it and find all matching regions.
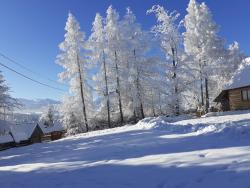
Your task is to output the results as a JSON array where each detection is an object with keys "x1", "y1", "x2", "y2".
[{"x1": 241, "y1": 90, "x2": 250, "y2": 101}]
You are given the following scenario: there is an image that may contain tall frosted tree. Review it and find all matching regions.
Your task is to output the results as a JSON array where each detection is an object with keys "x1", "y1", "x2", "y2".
[
  {"x1": 88, "y1": 13, "x2": 111, "y2": 128},
  {"x1": 148, "y1": 5, "x2": 191, "y2": 115},
  {"x1": 120, "y1": 7, "x2": 164, "y2": 119},
  {"x1": 184, "y1": 0, "x2": 226, "y2": 113},
  {"x1": 104, "y1": 6, "x2": 124, "y2": 124},
  {"x1": 56, "y1": 13, "x2": 91, "y2": 133},
  {"x1": 120, "y1": 7, "x2": 149, "y2": 120}
]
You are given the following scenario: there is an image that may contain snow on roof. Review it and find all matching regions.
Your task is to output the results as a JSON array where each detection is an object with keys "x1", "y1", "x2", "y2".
[
  {"x1": 0, "y1": 120, "x2": 10, "y2": 133},
  {"x1": 225, "y1": 57, "x2": 250, "y2": 90},
  {"x1": 0, "y1": 134, "x2": 14, "y2": 144},
  {"x1": 9, "y1": 122, "x2": 38, "y2": 143},
  {"x1": 0, "y1": 120, "x2": 13, "y2": 144},
  {"x1": 1, "y1": 120, "x2": 38, "y2": 144},
  {"x1": 39, "y1": 121, "x2": 64, "y2": 134}
]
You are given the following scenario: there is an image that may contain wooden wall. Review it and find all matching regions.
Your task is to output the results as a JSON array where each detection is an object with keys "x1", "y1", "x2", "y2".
[
  {"x1": 229, "y1": 87, "x2": 250, "y2": 110},
  {"x1": 0, "y1": 142, "x2": 15, "y2": 151}
]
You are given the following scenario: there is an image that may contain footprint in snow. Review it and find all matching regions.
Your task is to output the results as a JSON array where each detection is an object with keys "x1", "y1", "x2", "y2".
[{"x1": 198, "y1": 154, "x2": 206, "y2": 158}]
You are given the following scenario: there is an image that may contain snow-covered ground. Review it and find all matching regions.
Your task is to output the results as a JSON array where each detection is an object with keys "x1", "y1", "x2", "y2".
[{"x1": 1, "y1": 111, "x2": 250, "y2": 188}]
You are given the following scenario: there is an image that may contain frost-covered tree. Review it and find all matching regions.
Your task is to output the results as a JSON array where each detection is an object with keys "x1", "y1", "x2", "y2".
[
  {"x1": 0, "y1": 71, "x2": 19, "y2": 120},
  {"x1": 148, "y1": 5, "x2": 192, "y2": 115},
  {"x1": 183, "y1": 0, "x2": 226, "y2": 113},
  {"x1": 104, "y1": 6, "x2": 124, "y2": 124},
  {"x1": 54, "y1": 3, "x2": 247, "y2": 131},
  {"x1": 66, "y1": 112, "x2": 82, "y2": 135},
  {"x1": 58, "y1": 95, "x2": 88, "y2": 134},
  {"x1": 88, "y1": 13, "x2": 112, "y2": 128},
  {"x1": 40, "y1": 106, "x2": 54, "y2": 127},
  {"x1": 119, "y1": 7, "x2": 149, "y2": 120},
  {"x1": 56, "y1": 13, "x2": 92, "y2": 132},
  {"x1": 226, "y1": 42, "x2": 245, "y2": 77},
  {"x1": 120, "y1": 7, "x2": 165, "y2": 119}
]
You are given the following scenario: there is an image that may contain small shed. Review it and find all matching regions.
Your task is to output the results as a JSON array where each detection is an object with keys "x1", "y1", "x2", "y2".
[{"x1": 214, "y1": 58, "x2": 250, "y2": 111}]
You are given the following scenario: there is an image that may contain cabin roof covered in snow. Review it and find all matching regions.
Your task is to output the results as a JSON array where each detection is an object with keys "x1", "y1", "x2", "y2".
[
  {"x1": 9, "y1": 122, "x2": 38, "y2": 143},
  {"x1": 0, "y1": 120, "x2": 38, "y2": 144},
  {"x1": 39, "y1": 121, "x2": 64, "y2": 134},
  {"x1": 225, "y1": 58, "x2": 250, "y2": 90},
  {"x1": 0, "y1": 134, "x2": 14, "y2": 144},
  {"x1": 0, "y1": 120, "x2": 13, "y2": 144}
]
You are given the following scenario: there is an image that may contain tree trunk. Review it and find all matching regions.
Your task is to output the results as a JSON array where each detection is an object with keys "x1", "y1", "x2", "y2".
[
  {"x1": 133, "y1": 49, "x2": 144, "y2": 119},
  {"x1": 103, "y1": 50, "x2": 111, "y2": 128},
  {"x1": 131, "y1": 98, "x2": 137, "y2": 123},
  {"x1": 171, "y1": 48, "x2": 179, "y2": 116},
  {"x1": 3, "y1": 106, "x2": 6, "y2": 121},
  {"x1": 114, "y1": 51, "x2": 124, "y2": 125},
  {"x1": 151, "y1": 90, "x2": 156, "y2": 117},
  {"x1": 133, "y1": 109, "x2": 137, "y2": 123},
  {"x1": 158, "y1": 92, "x2": 162, "y2": 115},
  {"x1": 205, "y1": 77, "x2": 209, "y2": 113},
  {"x1": 199, "y1": 62, "x2": 204, "y2": 107},
  {"x1": 76, "y1": 55, "x2": 89, "y2": 132}
]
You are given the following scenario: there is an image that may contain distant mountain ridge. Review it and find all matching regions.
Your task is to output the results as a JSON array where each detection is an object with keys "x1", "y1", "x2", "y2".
[{"x1": 15, "y1": 98, "x2": 60, "y2": 114}]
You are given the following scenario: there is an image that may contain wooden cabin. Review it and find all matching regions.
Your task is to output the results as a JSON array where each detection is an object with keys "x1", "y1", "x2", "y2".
[
  {"x1": 0, "y1": 133, "x2": 15, "y2": 151},
  {"x1": 0, "y1": 120, "x2": 65, "y2": 151},
  {"x1": 10, "y1": 123, "x2": 43, "y2": 146},
  {"x1": 39, "y1": 121, "x2": 65, "y2": 141},
  {"x1": 214, "y1": 60, "x2": 250, "y2": 111},
  {"x1": 29, "y1": 124, "x2": 43, "y2": 144},
  {"x1": 0, "y1": 122, "x2": 43, "y2": 150},
  {"x1": 214, "y1": 86, "x2": 250, "y2": 111}
]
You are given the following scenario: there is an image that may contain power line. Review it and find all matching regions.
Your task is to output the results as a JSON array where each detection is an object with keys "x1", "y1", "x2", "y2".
[
  {"x1": 0, "y1": 61, "x2": 66, "y2": 92},
  {"x1": 0, "y1": 51, "x2": 67, "y2": 86}
]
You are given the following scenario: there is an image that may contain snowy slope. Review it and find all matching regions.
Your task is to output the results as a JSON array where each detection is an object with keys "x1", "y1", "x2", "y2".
[{"x1": 1, "y1": 111, "x2": 250, "y2": 188}]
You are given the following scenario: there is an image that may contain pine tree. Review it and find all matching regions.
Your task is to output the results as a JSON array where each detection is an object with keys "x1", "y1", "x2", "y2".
[
  {"x1": 88, "y1": 13, "x2": 111, "y2": 128},
  {"x1": 0, "y1": 71, "x2": 19, "y2": 121},
  {"x1": 56, "y1": 13, "x2": 91, "y2": 132},
  {"x1": 40, "y1": 106, "x2": 54, "y2": 127},
  {"x1": 148, "y1": 5, "x2": 191, "y2": 115},
  {"x1": 184, "y1": 0, "x2": 226, "y2": 113},
  {"x1": 120, "y1": 7, "x2": 148, "y2": 120},
  {"x1": 104, "y1": 6, "x2": 124, "y2": 124},
  {"x1": 67, "y1": 112, "x2": 82, "y2": 135}
]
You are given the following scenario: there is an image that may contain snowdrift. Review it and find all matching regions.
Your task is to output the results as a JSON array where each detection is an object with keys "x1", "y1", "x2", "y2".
[{"x1": 136, "y1": 111, "x2": 250, "y2": 139}]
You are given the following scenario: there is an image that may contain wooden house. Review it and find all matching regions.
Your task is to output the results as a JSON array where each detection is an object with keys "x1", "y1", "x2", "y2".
[
  {"x1": 0, "y1": 133, "x2": 15, "y2": 151},
  {"x1": 214, "y1": 60, "x2": 250, "y2": 111},
  {"x1": 0, "y1": 122, "x2": 43, "y2": 150},
  {"x1": 29, "y1": 124, "x2": 44, "y2": 144},
  {"x1": 39, "y1": 121, "x2": 65, "y2": 141},
  {"x1": 9, "y1": 123, "x2": 43, "y2": 146}
]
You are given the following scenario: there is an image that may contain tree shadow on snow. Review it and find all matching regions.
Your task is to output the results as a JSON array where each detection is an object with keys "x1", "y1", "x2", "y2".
[
  {"x1": 1, "y1": 118, "x2": 250, "y2": 168},
  {"x1": 1, "y1": 160, "x2": 250, "y2": 188}
]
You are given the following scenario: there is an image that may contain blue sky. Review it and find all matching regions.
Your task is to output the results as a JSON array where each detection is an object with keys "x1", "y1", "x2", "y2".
[{"x1": 0, "y1": 0, "x2": 249, "y2": 100}]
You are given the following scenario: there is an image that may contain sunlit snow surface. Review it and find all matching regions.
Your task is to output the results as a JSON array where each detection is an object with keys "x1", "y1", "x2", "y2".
[{"x1": 1, "y1": 111, "x2": 250, "y2": 188}]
